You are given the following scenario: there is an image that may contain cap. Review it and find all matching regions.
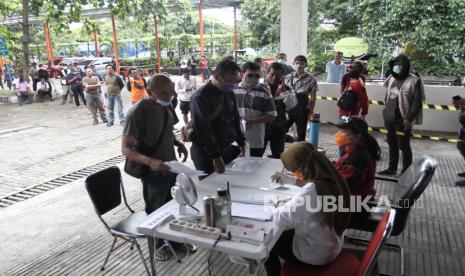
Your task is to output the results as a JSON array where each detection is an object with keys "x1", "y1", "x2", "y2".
[
  {"x1": 337, "y1": 116, "x2": 368, "y2": 135},
  {"x1": 348, "y1": 60, "x2": 365, "y2": 71}
]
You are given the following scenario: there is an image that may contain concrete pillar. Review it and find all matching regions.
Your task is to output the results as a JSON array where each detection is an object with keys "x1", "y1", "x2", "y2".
[{"x1": 280, "y1": 0, "x2": 308, "y2": 63}]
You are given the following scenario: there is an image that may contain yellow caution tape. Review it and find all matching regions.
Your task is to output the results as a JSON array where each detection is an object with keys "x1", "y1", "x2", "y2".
[
  {"x1": 316, "y1": 96, "x2": 459, "y2": 111},
  {"x1": 323, "y1": 121, "x2": 460, "y2": 143}
]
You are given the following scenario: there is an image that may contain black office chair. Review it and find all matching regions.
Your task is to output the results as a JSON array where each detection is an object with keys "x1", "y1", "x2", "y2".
[
  {"x1": 85, "y1": 166, "x2": 150, "y2": 274},
  {"x1": 347, "y1": 155, "x2": 437, "y2": 276}
]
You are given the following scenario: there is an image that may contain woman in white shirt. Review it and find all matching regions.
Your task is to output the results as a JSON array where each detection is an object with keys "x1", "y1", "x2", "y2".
[{"x1": 265, "y1": 142, "x2": 351, "y2": 276}]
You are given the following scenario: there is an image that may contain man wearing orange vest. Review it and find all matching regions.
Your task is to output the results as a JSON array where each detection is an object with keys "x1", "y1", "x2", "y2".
[{"x1": 127, "y1": 69, "x2": 147, "y2": 104}]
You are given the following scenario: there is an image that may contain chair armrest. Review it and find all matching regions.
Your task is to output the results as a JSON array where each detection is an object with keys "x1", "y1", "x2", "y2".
[{"x1": 375, "y1": 175, "x2": 399, "y2": 183}]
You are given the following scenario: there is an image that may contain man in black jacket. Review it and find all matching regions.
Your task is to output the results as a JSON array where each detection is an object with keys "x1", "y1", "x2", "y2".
[{"x1": 190, "y1": 58, "x2": 245, "y2": 175}]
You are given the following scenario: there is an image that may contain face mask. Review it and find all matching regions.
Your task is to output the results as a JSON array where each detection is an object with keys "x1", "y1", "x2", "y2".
[
  {"x1": 293, "y1": 64, "x2": 306, "y2": 72},
  {"x1": 393, "y1": 65, "x2": 402, "y2": 74},
  {"x1": 335, "y1": 130, "x2": 350, "y2": 146},
  {"x1": 156, "y1": 98, "x2": 171, "y2": 107},
  {"x1": 292, "y1": 171, "x2": 305, "y2": 182},
  {"x1": 220, "y1": 83, "x2": 235, "y2": 92},
  {"x1": 277, "y1": 59, "x2": 286, "y2": 64},
  {"x1": 244, "y1": 76, "x2": 260, "y2": 88}
]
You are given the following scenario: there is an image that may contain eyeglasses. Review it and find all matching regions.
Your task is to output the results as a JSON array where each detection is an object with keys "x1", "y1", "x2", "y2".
[{"x1": 246, "y1": 74, "x2": 260, "y2": 78}]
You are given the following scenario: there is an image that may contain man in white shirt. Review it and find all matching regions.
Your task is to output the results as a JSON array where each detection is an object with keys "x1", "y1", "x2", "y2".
[
  {"x1": 326, "y1": 51, "x2": 346, "y2": 83},
  {"x1": 175, "y1": 68, "x2": 197, "y2": 124},
  {"x1": 37, "y1": 78, "x2": 53, "y2": 102}
]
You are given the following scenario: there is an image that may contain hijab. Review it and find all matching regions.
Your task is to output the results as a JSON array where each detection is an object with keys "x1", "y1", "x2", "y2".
[{"x1": 280, "y1": 142, "x2": 351, "y2": 236}]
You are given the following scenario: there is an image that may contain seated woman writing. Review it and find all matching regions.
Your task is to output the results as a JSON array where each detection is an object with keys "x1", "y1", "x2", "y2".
[
  {"x1": 334, "y1": 116, "x2": 381, "y2": 200},
  {"x1": 265, "y1": 142, "x2": 351, "y2": 276}
]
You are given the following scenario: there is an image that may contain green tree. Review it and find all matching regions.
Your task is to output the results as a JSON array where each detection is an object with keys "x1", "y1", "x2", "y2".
[
  {"x1": 356, "y1": 0, "x2": 465, "y2": 64},
  {"x1": 240, "y1": 0, "x2": 280, "y2": 46}
]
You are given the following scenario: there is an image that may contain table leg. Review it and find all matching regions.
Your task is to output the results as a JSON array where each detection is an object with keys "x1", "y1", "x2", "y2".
[
  {"x1": 147, "y1": 236, "x2": 156, "y2": 276},
  {"x1": 248, "y1": 259, "x2": 258, "y2": 275}
]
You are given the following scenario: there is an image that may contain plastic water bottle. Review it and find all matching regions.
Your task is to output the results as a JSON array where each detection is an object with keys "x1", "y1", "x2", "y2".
[{"x1": 307, "y1": 113, "x2": 320, "y2": 148}]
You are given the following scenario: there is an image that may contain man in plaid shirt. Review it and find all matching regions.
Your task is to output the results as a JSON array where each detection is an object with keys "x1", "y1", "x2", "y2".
[{"x1": 234, "y1": 62, "x2": 277, "y2": 157}]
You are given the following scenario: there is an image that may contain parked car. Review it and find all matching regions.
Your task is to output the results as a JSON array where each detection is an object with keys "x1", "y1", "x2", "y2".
[{"x1": 79, "y1": 57, "x2": 113, "y2": 75}]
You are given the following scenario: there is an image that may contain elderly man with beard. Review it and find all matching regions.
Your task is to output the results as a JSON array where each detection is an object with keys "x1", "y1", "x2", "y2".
[{"x1": 378, "y1": 54, "x2": 424, "y2": 175}]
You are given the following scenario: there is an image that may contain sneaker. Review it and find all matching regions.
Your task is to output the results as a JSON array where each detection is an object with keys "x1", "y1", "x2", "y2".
[
  {"x1": 106, "y1": 122, "x2": 114, "y2": 127},
  {"x1": 378, "y1": 168, "x2": 397, "y2": 176},
  {"x1": 457, "y1": 172, "x2": 465, "y2": 178},
  {"x1": 93, "y1": 120, "x2": 98, "y2": 125},
  {"x1": 455, "y1": 179, "x2": 465, "y2": 186}
]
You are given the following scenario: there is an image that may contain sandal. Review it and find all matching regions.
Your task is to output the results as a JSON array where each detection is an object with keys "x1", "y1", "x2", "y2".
[{"x1": 154, "y1": 246, "x2": 172, "y2": 262}]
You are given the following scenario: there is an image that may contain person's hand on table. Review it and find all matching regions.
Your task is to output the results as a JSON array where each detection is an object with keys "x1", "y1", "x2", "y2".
[
  {"x1": 270, "y1": 171, "x2": 296, "y2": 185},
  {"x1": 213, "y1": 157, "x2": 225, "y2": 173}
]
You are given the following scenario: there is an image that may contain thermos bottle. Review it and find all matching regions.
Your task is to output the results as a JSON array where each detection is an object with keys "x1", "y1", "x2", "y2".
[{"x1": 308, "y1": 113, "x2": 320, "y2": 148}]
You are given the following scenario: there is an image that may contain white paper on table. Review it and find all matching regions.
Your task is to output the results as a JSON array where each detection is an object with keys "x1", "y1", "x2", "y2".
[
  {"x1": 165, "y1": 161, "x2": 207, "y2": 177},
  {"x1": 228, "y1": 158, "x2": 267, "y2": 173},
  {"x1": 231, "y1": 202, "x2": 273, "y2": 221}
]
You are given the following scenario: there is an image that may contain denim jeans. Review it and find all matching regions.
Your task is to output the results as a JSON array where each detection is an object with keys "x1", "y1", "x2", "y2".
[{"x1": 107, "y1": 95, "x2": 125, "y2": 124}]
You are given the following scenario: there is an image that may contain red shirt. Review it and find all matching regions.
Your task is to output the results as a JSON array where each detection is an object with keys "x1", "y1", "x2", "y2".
[
  {"x1": 334, "y1": 146, "x2": 376, "y2": 199},
  {"x1": 48, "y1": 67, "x2": 59, "y2": 78},
  {"x1": 199, "y1": 60, "x2": 208, "y2": 70},
  {"x1": 339, "y1": 79, "x2": 369, "y2": 117}
]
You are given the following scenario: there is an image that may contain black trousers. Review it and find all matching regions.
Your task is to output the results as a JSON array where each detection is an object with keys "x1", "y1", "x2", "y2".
[
  {"x1": 287, "y1": 110, "x2": 309, "y2": 142},
  {"x1": 385, "y1": 121, "x2": 412, "y2": 173},
  {"x1": 72, "y1": 86, "x2": 87, "y2": 106},
  {"x1": 265, "y1": 124, "x2": 287, "y2": 159},
  {"x1": 38, "y1": 90, "x2": 53, "y2": 100},
  {"x1": 32, "y1": 79, "x2": 39, "y2": 91},
  {"x1": 264, "y1": 230, "x2": 307, "y2": 276}
]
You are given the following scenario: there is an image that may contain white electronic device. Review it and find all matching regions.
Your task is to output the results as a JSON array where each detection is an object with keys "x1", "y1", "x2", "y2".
[
  {"x1": 171, "y1": 173, "x2": 199, "y2": 217},
  {"x1": 226, "y1": 225, "x2": 273, "y2": 245},
  {"x1": 139, "y1": 210, "x2": 175, "y2": 232},
  {"x1": 169, "y1": 220, "x2": 222, "y2": 239}
]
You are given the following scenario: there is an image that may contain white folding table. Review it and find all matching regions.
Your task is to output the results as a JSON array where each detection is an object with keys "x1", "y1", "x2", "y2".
[{"x1": 138, "y1": 157, "x2": 303, "y2": 275}]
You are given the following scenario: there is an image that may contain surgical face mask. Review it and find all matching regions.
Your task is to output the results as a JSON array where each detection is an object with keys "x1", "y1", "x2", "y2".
[
  {"x1": 244, "y1": 74, "x2": 260, "y2": 88},
  {"x1": 277, "y1": 59, "x2": 286, "y2": 64},
  {"x1": 393, "y1": 65, "x2": 402, "y2": 74},
  {"x1": 220, "y1": 83, "x2": 235, "y2": 92},
  {"x1": 292, "y1": 171, "x2": 305, "y2": 182},
  {"x1": 293, "y1": 64, "x2": 306, "y2": 72},
  {"x1": 335, "y1": 130, "x2": 350, "y2": 146},
  {"x1": 156, "y1": 98, "x2": 171, "y2": 107}
]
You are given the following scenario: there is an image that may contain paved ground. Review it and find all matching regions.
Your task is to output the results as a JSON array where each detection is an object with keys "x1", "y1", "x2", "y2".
[{"x1": 1, "y1": 80, "x2": 465, "y2": 275}]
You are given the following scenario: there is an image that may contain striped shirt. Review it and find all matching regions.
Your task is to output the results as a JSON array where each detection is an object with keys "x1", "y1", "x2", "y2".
[{"x1": 234, "y1": 84, "x2": 277, "y2": 148}]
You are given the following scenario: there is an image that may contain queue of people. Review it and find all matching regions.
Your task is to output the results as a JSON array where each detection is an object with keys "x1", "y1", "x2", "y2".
[{"x1": 120, "y1": 55, "x2": 400, "y2": 265}]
